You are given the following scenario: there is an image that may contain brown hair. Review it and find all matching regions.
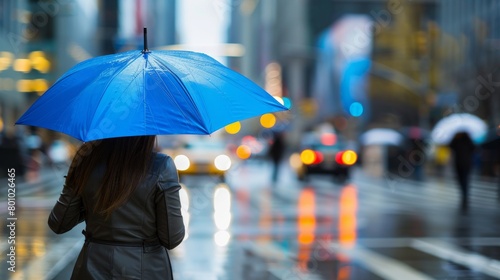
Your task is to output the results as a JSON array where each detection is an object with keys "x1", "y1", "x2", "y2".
[{"x1": 66, "y1": 136, "x2": 156, "y2": 217}]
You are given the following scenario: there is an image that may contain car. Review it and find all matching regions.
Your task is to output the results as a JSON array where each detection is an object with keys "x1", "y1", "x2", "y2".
[
  {"x1": 166, "y1": 139, "x2": 234, "y2": 182},
  {"x1": 290, "y1": 131, "x2": 357, "y2": 182}
]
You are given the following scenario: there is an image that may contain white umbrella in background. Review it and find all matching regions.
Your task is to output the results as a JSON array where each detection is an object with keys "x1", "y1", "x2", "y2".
[
  {"x1": 431, "y1": 113, "x2": 487, "y2": 145},
  {"x1": 360, "y1": 128, "x2": 404, "y2": 146}
]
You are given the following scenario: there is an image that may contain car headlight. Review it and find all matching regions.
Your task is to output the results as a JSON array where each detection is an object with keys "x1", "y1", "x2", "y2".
[
  {"x1": 174, "y1": 155, "x2": 190, "y2": 171},
  {"x1": 214, "y1": 155, "x2": 231, "y2": 171}
]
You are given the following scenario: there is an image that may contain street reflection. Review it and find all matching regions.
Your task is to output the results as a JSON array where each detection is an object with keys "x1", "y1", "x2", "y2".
[
  {"x1": 337, "y1": 184, "x2": 358, "y2": 280},
  {"x1": 298, "y1": 187, "x2": 316, "y2": 245},
  {"x1": 213, "y1": 183, "x2": 232, "y2": 247},
  {"x1": 235, "y1": 188, "x2": 251, "y2": 241},
  {"x1": 297, "y1": 186, "x2": 316, "y2": 271},
  {"x1": 257, "y1": 189, "x2": 272, "y2": 242},
  {"x1": 179, "y1": 183, "x2": 190, "y2": 241},
  {"x1": 339, "y1": 184, "x2": 358, "y2": 248}
]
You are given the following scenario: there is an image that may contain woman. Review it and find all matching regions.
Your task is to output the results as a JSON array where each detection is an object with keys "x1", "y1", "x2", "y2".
[{"x1": 48, "y1": 136, "x2": 185, "y2": 279}]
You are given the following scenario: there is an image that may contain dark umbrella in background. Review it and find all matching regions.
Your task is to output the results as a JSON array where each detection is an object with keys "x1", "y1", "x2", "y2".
[{"x1": 16, "y1": 28, "x2": 288, "y2": 142}]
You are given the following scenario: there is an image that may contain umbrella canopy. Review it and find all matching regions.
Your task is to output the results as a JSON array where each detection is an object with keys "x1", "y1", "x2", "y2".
[
  {"x1": 431, "y1": 113, "x2": 487, "y2": 145},
  {"x1": 16, "y1": 49, "x2": 288, "y2": 142},
  {"x1": 360, "y1": 128, "x2": 403, "y2": 146}
]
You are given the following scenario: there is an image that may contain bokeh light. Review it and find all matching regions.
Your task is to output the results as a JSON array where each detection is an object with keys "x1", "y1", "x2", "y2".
[
  {"x1": 260, "y1": 113, "x2": 276, "y2": 128},
  {"x1": 0, "y1": 52, "x2": 13, "y2": 71},
  {"x1": 349, "y1": 102, "x2": 364, "y2": 117},
  {"x1": 236, "y1": 144, "x2": 252, "y2": 159},
  {"x1": 282, "y1": 97, "x2": 292, "y2": 109},
  {"x1": 341, "y1": 150, "x2": 358, "y2": 165},
  {"x1": 225, "y1": 121, "x2": 241, "y2": 134},
  {"x1": 174, "y1": 155, "x2": 190, "y2": 171},
  {"x1": 321, "y1": 133, "x2": 337, "y2": 146},
  {"x1": 32, "y1": 79, "x2": 49, "y2": 93},
  {"x1": 13, "y1": 58, "x2": 31, "y2": 73},
  {"x1": 16, "y1": 79, "x2": 32, "y2": 92},
  {"x1": 214, "y1": 155, "x2": 231, "y2": 171},
  {"x1": 214, "y1": 230, "x2": 231, "y2": 247},
  {"x1": 289, "y1": 153, "x2": 302, "y2": 169},
  {"x1": 300, "y1": 149, "x2": 316, "y2": 165}
]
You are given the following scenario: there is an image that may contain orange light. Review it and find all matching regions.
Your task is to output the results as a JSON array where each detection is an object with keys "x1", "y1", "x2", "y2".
[
  {"x1": 236, "y1": 145, "x2": 252, "y2": 159},
  {"x1": 260, "y1": 113, "x2": 276, "y2": 128},
  {"x1": 339, "y1": 184, "x2": 358, "y2": 248},
  {"x1": 300, "y1": 149, "x2": 316, "y2": 165},
  {"x1": 298, "y1": 187, "x2": 316, "y2": 245},
  {"x1": 341, "y1": 150, "x2": 357, "y2": 166}
]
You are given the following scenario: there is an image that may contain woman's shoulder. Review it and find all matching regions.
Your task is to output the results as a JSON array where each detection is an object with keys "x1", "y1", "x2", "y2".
[{"x1": 149, "y1": 152, "x2": 173, "y2": 173}]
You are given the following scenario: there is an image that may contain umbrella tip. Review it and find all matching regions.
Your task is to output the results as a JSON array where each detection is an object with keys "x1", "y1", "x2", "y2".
[{"x1": 142, "y1": 27, "x2": 150, "y2": 53}]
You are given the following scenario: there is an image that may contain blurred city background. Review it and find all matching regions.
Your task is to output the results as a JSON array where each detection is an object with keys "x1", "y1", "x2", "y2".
[{"x1": 0, "y1": 0, "x2": 500, "y2": 279}]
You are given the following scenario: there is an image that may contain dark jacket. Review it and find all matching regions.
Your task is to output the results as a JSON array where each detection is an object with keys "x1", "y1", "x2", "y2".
[
  {"x1": 449, "y1": 132, "x2": 476, "y2": 172},
  {"x1": 48, "y1": 153, "x2": 185, "y2": 280}
]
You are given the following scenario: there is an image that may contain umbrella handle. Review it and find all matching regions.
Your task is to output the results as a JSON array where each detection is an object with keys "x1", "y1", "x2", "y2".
[{"x1": 143, "y1": 27, "x2": 150, "y2": 53}]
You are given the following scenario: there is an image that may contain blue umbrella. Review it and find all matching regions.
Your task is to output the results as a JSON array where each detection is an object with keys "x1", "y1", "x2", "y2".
[{"x1": 16, "y1": 29, "x2": 288, "y2": 142}]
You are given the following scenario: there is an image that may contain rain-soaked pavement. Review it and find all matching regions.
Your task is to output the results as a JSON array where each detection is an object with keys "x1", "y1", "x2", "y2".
[{"x1": 1, "y1": 160, "x2": 500, "y2": 280}]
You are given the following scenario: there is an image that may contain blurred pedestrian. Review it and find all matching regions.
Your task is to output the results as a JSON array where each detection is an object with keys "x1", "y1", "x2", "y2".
[
  {"x1": 48, "y1": 136, "x2": 185, "y2": 279},
  {"x1": 25, "y1": 149, "x2": 42, "y2": 182},
  {"x1": 268, "y1": 131, "x2": 286, "y2": 183},
  {"x1": 448, "y1": 132, "x2": 476, "y2": 211},
  {"x1": 407, "y1": 138, "x2": 427, "y2": 181},
  {"x1": 0, "y1": 133, "x2": 25, "y2": 178}
]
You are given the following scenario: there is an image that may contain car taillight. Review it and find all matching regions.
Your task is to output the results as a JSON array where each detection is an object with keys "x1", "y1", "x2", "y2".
[
  {"x1": 335, "y1": 150, "x2": 357, "y2": 166},
  {"x1": 300, "y1": 149, "x2": 323, "y2": 165}
]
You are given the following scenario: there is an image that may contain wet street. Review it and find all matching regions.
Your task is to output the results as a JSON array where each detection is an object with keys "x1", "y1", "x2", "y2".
[{"x1": 1, "y1": 160, "x2": 500, "y2": 280}]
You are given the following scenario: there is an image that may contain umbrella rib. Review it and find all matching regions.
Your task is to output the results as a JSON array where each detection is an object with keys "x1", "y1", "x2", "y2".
[
  {"x1": 87, "y1": 53, "x2": 143, "y2": 139},
  {"x1": 149, "y1": 55, "x2": 208, "y2": 132}
]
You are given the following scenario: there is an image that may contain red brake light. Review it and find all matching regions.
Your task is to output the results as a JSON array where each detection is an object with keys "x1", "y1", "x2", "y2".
[
  {"x1": 335, "y1": 151, "x2": 344, "y2": 165},
  {"x1": 313, "y1": 151, "x2": 323, "y2": 164}
]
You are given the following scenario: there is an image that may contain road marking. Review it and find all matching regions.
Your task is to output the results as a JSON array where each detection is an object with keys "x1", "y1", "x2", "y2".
[
  {"x1": 355, "y1": 178, "x2": 500, "y2": 210},
  {"x1": 245, "y1": 241, "x2": 323, "y2": 280},
  {"x1": 411, "y1": 239, "x2": 500, "y2": 279},
  {"x1": 328, "y1": 242, "x2": 434, "y2": 280}
]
